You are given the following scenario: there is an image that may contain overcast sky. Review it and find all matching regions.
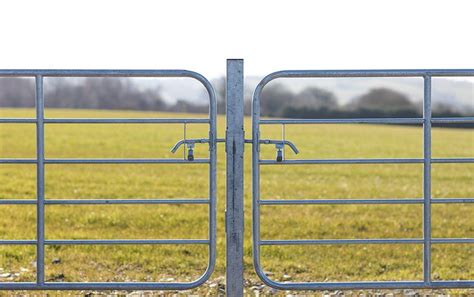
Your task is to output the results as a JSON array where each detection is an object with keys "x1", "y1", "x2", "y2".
[{"x1": 0, "y1": 1, "x2": 473, "y2": 79}]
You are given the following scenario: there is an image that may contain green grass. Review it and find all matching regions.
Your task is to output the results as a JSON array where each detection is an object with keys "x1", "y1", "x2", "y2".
[{"x1": 0, "y1": 108, "x2": 473, "y2": 294}]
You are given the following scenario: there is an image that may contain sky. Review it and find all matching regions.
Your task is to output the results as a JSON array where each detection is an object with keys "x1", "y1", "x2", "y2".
[{"x1": 1, "y1": 1, "x2": 474, "y2": 79}]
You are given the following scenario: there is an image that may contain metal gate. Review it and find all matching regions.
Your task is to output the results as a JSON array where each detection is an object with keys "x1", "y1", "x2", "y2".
[
  {"x1": 252, "y1": 69, "x2": 474, "y2": 290},
  {"x1": 0, "y1": 70, "x2": 217, "y2": 290},
  {"x1": 0, "y1": 65, "x2": 473, "y2": 294}
]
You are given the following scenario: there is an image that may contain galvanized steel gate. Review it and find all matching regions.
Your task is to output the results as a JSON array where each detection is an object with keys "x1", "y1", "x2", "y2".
[
  {"x1": 251, "y1": 69, "x2": 474, "y2": 291},
  {"x1": 0, "y1": 63, "x2": 473, "y2": 295},
  {"x1": 0, "y1": 69, "x2": 217, "y2": 290}
]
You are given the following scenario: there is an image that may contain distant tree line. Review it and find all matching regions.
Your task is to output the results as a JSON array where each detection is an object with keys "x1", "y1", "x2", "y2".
[
  {"x1": 0, "y1": 77, "x2": 472, "y2": 128},
  {"x1": 0, "y1": 77, "x2": 206, "y2": 113},
  {"x1": 257, "y1": 84, "x2": 473, "y2": 128}
]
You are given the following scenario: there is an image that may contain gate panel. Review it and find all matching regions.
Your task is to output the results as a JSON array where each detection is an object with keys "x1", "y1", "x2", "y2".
[
  {"x1": 252, "y1": 69, "x2": 474, "y2": 290},
  {"x1": 0, "y1": 70, "x2": 217, "y2": 290}
]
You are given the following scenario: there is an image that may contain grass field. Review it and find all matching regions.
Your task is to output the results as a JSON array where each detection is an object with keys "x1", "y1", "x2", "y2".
[{"x1": 0, "y1": 108, "x2": 472, "y2": 295}]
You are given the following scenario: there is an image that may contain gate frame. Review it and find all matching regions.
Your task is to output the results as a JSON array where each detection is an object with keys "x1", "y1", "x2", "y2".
[
  {"x1": 0, "y1": 69, "x2": 217, "y2": 290},
  {"x1": 252, "y1": 69, "x2": 474, "y2": 290},
  {"x1": 1, "y1": 67, "x2": 474, "y2": 293}
]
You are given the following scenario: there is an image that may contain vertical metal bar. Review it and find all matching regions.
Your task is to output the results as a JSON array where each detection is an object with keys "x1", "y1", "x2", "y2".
[
  {"x1": 226, "y1": 59, "x2": 244, "y2": 297},
  {"x1": 252, "y1": 75, "x2": 263, "y2": 288},
  {"x1": 282, "y1": 124, "x2": 286, "y2": 160},
  {"x1": 423, "y1": 75, "x2": 432, "y2": 284},
  {"x1": 35, "y1": 75, "x2": 45, "y2": 285},
  {"x1": 183, "y1": 123, "x2": 187, "y2": 160}
]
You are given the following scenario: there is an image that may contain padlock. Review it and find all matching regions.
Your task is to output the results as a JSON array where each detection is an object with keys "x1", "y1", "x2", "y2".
[
  {"x1": 275, "y1": 143, "x2": 284, "y2": 162},
  {"x1": 187, "y1": 145, "x2": 195, "y2": 161},
  {"x1": 276, "y1": 149, "x2": 283, "y2": 162}
]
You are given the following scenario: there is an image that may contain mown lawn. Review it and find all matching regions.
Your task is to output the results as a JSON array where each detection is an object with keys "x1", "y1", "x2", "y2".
[{"x1": 0, "y1": 108, "x2": 472, "y2": 295}]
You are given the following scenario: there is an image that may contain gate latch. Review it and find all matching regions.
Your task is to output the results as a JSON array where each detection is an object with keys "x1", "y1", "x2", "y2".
[
  {"x1": 257, "y1": 139, "x2": 299, "y2": 162},
  {"x1": 171, "y1": 138, "x2": 299, "y2": 162},
  {"x1": 170, "y1": 138, "x2": 210, "y2": 161}
]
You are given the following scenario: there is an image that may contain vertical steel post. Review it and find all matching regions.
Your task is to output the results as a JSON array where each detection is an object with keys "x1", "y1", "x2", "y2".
[
  {"x1": 423, "y1": 75, "x2": 432, "y2": 284},
  {"x1": 226, "y1": 59, "x2": 244, "y2": 296},
  {"x1": 35, "y1": 75, "x2": 45, "y2": 285}
]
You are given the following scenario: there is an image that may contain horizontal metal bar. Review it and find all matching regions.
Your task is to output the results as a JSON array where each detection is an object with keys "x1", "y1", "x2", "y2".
[
  {"x1": 3, "y1": 158, "x2": 471, "y2": 165},
  {"x1": 0, "y1": 159, "x2": 37, "y2": 164},
  {"x1": 0, "y1": 280, "x2": 471, "y2": 291},
  {"x1": 0, "y1": 239, "x2": 209, "y2": 245},
  {"x1": 260, "y1": 239, "x2": 423, "y2": 245},
  {"x1": 260, "y1": 199, "x2": 424, "y2": 205},
  {"x1": 1, "y1": 69, "x2": 474, "y2": 77},
  {"x1": 45, "y1": 239, "x2": 209, "y2": 245},
  {"x1": 260, "y1": 238, "x2": 474, "y2": 246},
  {"x1": 0, "y1": 69, "x2": 210, "y2": 78},
  {"x1": 259, "y1": 198, "x2": 474, "y2": 205},
  {"x1": 432, "y1": 158, "x2": 474, "y2": 164},
  {"x1": 0, "y1": 279, "x2": 281, "y2": 291},
  {"x1": 0, "y1": 199, "x2": 211, "y2": 205},
  {"x1": 0, "y1": 199, "x2": 36, "y2": 205},
  {"x1": 3, "y1": 198, "x2": 472, "y2": 206},
  {"x1": 259, "y1": 158, "x2": 474, "y2": 165},
  {"x1": 260, "y1": 118, "x2": 424, "y2": 125},
  {"x1": 432, "y1": 198, "x2": 474, "y2": 203},
  {"x1": 432, "y1": 117, "x2": 474, "y2": 124},
  {"x1": 243, "y1": 279, "x2": 474, "y2": 291},
  {"x1": 0, "y1": 159, "x2": 210, "y2": 164},
  {"x1": 45, "y1": 158, "x2": 210, "y2": 164},
  {"x1": 0, "y1": 118, "x2": 37, "y2": 123},
  {"x1": 0, "y1": 240, "x2": 36, "y2": 245},
  {"x1": 260, "y1": 117, "x2": 474, "y2": 125},
  {"x1": 432, "y1": 238, "x2": 474, "y2": 244},
  {"x1": 44, "y1": 118, "x2": 210, "y2": 124},
  {"x1": 260, "y1": 69, "x2": 474, "y2": 80},
  {"x1": 260, "y1": 158, "x2": 423, "y2": 165},
  {"x1": 44, "y1": 199, "x2": 210, "y2": 205}
]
